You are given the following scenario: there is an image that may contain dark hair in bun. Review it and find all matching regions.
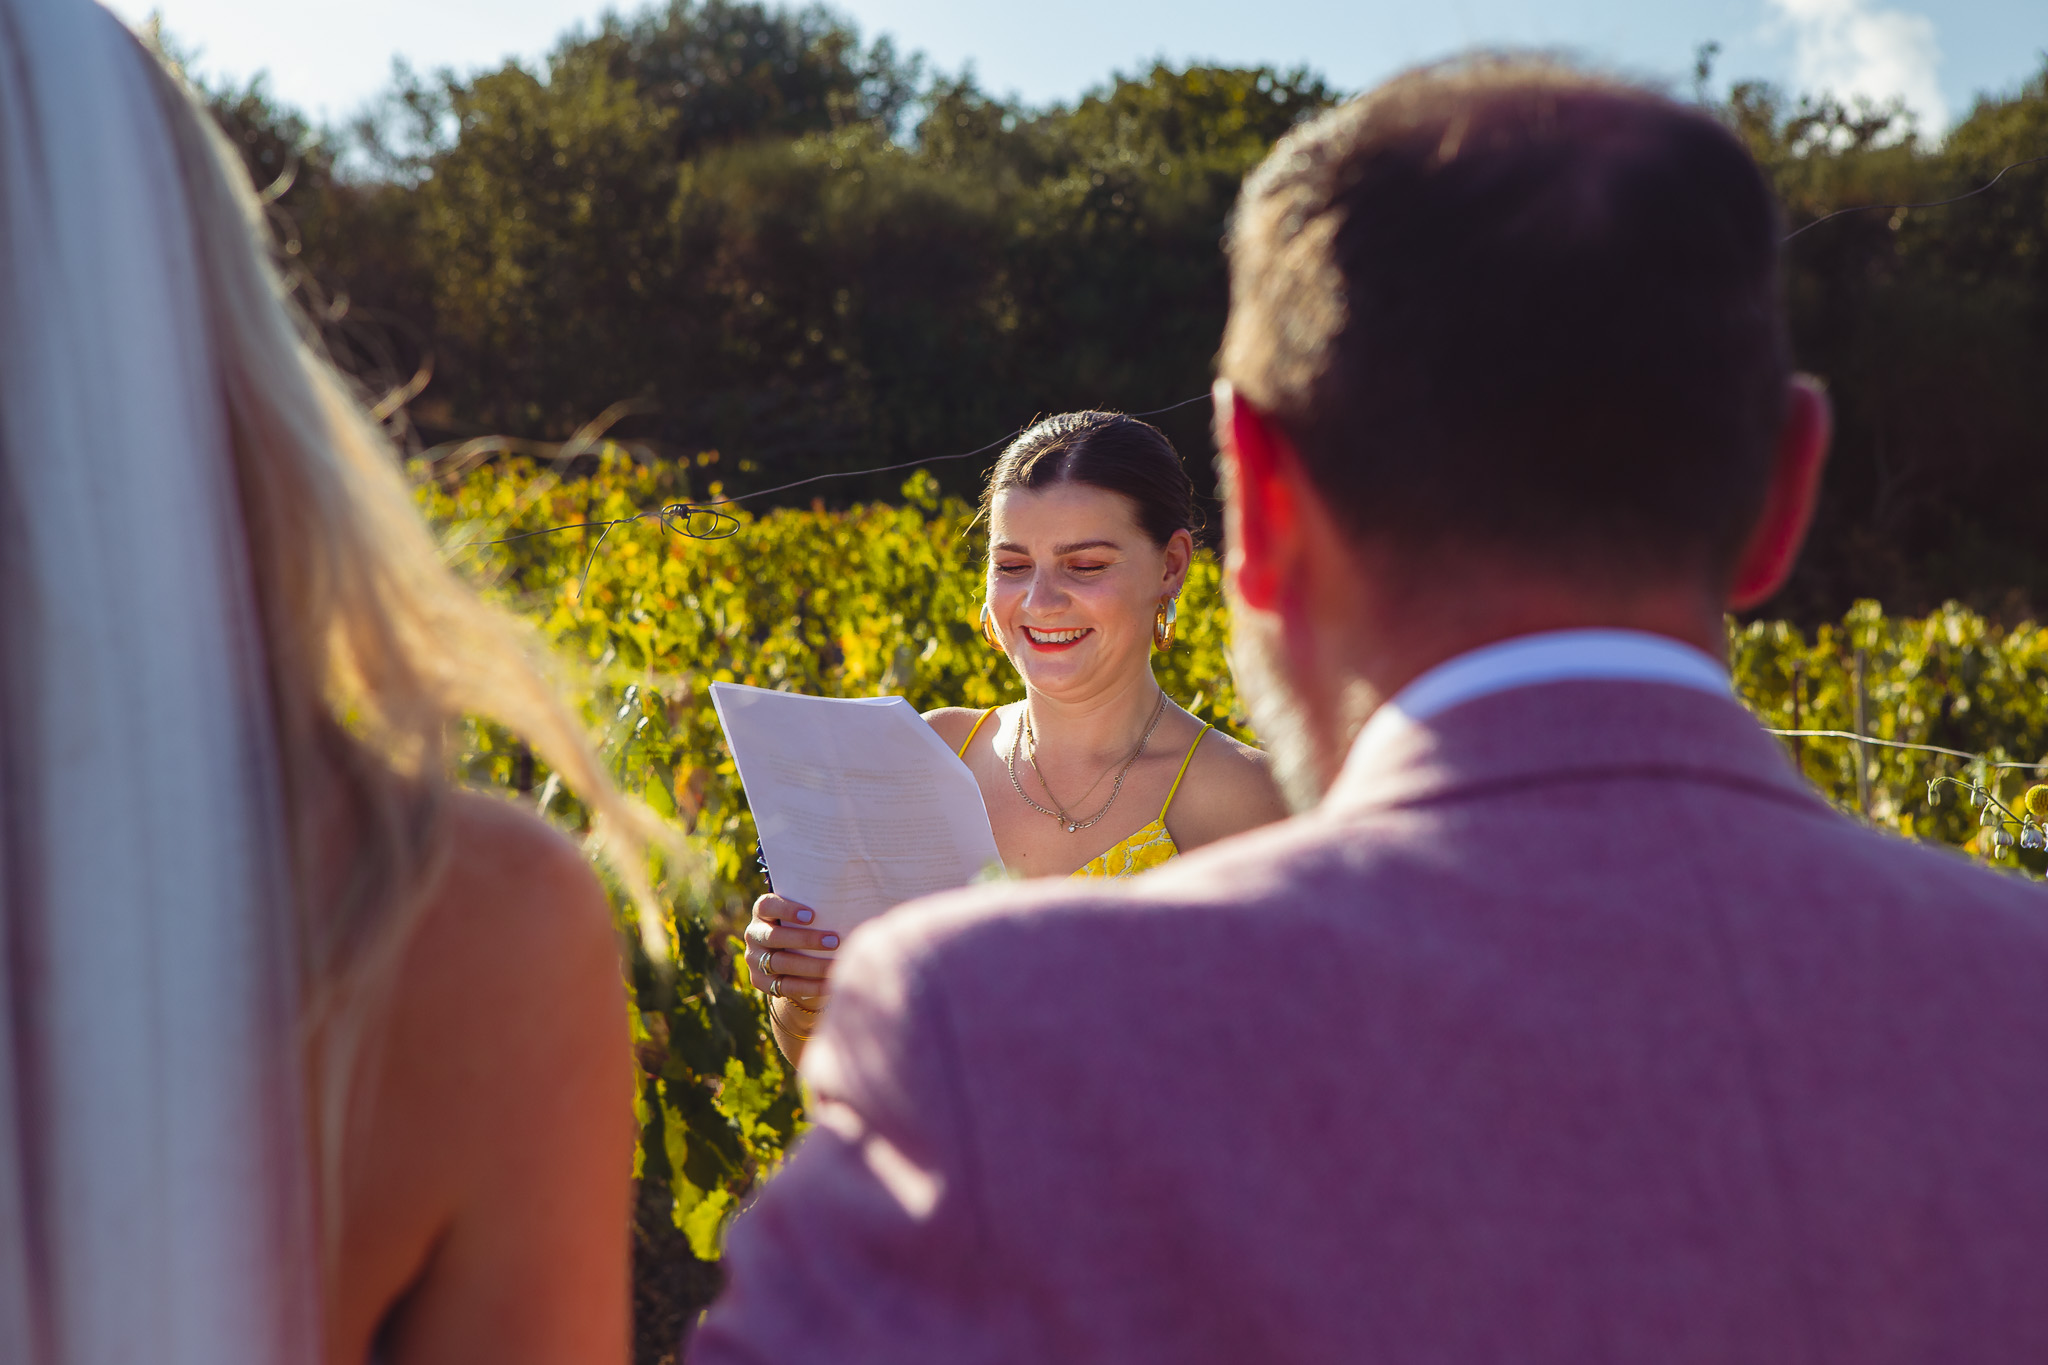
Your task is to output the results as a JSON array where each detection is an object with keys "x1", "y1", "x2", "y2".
[{"x1": 981, "y1": 410, "x2": 1196, "y2": 547}]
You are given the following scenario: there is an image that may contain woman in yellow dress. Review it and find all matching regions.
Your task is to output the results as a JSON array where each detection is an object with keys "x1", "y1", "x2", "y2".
[{"x1": 745, "y1": 410, "x2": 1287, "y2": 1061}]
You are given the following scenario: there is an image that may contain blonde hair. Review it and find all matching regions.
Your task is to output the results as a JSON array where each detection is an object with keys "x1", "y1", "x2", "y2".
[{"x1": 136, "y1": 47, "x2": 674, "y2": 1257}]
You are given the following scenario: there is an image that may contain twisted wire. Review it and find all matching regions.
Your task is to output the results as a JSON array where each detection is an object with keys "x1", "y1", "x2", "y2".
[{"x1": 1780, "y1": 153, "x2": 2048, "y2": 241}]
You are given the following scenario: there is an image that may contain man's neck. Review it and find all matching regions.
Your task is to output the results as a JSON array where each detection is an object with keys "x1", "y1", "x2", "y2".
[
  {"x1": 1299, "y1": 560, "x2": 1729, "y2": 791},
  {"x1": 1347, "y1": 591, "x2": 1729, "y2": 714}
]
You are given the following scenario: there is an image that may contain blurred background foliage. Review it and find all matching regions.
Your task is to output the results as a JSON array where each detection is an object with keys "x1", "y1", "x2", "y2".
[
  {"x1": 174, "y1": 0, "x2": 2048, "y2": 622},
  {"x1": 1733, "y1": 602, "x2": 2048, "y2": 865},
  {"x1": 182, "y1": 0, "x2": 1329, "y2": 526},
  {"x1": 1718, "y1": 69, "x2": 2048, "y2": 622}
]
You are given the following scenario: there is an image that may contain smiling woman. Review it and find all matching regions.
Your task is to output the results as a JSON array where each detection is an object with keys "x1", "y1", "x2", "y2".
[{"x1": 743, "y1": 410, "x2": 1287, "y2": 1062}]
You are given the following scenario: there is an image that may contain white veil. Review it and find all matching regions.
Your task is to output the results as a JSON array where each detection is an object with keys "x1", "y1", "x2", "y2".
[{"x1": 0, "y1": 1, "x2": 320, "y2": 1361}]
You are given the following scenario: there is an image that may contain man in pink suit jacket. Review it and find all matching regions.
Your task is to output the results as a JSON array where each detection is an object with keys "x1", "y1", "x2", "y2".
[{"x1": 693, "y1": 57, "x2": 2048, "y2": 1363}]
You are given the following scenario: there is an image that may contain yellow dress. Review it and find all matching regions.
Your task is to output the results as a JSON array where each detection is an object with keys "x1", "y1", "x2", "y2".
[{"x1": 956, "y1": 708, "x2": 1210, "y2": 880}]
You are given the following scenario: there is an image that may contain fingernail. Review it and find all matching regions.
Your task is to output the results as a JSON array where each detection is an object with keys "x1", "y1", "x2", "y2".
[
  {"x1": 821, "y1": 934, "x2": 839, "y2": 949},
  {"x1": 795, "y1": 908, "x2": 814, "y2": 924}
]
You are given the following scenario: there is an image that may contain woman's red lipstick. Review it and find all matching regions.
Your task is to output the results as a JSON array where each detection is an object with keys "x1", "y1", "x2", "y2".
[{"x1": 1021, "y1": 626, "x2": 1092, "y2": 653}]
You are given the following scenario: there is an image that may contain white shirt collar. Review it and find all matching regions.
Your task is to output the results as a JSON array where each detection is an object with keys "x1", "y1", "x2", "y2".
[{"x1": 1353, "y1": 628, "x2": 1732, "y2": 760}]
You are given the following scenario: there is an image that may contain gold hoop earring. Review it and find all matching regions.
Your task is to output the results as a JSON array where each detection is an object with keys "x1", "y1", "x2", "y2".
[
  {"x1": 979, "y1": 602, "x2": 1004, "y2": 652},
  {"x1": 1153, "y1": 596, "x2": 1178, "y2": 652}
]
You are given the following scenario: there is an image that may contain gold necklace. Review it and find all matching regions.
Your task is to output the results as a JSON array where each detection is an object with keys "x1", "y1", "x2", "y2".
[
  {"x1": 1006, "y1": 691, "x2": 1169, "y2": 833},
  {"x1": 1026, "y1": 692, "x2": 1169, "y2": 814}
]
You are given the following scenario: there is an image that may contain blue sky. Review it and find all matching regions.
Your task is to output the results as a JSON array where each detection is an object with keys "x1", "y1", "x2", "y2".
[{"x1": 107, "y1": 0, "x2": 2044, "y2": 137}]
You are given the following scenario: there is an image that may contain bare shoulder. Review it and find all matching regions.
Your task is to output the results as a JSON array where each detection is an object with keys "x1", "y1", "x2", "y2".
[
  {"x1": 1165, "y1": 727, "x2": 1290, "y2": 852},
  {"x1": 335, "y1": 789, "x2": 630, "y2": 1362},
  {"x1": 924, "y1": 704, "x2": 996, "y2": 754},
  {"x1": 370, "y1": 788, "x2": 623, "y2": 1164},
  {"x1": 420, "y1": 790, "x2": 619, "y2": 992}
]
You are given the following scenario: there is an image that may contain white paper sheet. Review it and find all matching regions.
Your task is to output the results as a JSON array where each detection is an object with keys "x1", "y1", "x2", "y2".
[{"x1": 710, "y1": 682, "x2": 1004, "y2": 938}]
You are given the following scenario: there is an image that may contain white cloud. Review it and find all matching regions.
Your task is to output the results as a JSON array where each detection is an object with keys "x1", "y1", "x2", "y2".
[{"x1": 1767, "y1": 0, "x2": 1946, "y2": 134}]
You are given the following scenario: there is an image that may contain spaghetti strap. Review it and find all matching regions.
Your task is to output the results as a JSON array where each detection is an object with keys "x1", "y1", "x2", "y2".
[
  {"x1": 956, "y1": 707, "x2": 997, "y2": 759},
  {"x1": 1159, "y1": 723, "x2": 1211, "y2": 820}
]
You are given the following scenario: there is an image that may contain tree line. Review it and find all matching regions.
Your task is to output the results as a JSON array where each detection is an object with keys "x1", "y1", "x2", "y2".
[{"x1": 181, "y1": 1, "x2": 2047, "y2": 624}]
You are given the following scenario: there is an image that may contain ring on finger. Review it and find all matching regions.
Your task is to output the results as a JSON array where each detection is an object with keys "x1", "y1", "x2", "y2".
[
  {"x1": 770, "y1": 976, "x2": 783, "y2": 999},
  {"x1": 761, "y1": 947, "x2": 777, "y2": 976}
]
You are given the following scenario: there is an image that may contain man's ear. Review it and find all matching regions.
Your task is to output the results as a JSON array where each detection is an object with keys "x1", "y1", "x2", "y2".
[
  {"x1": 1727, "y1": 375, "x2": 1832, "y2": 612},
  {"x1": 1215, "y1": 380, "x2": 1301, "y2": 611}
]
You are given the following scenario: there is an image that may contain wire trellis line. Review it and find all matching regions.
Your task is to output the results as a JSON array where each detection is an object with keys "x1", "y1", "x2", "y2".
[
  {"x1": 705, "y1": 393, "x2": 1216, "y2": 509},
  {"x1": 445, "y1": 393, "x2": 1217, "y2": 593},
  {"x1": 1766, "y1": 726, "x2": 2048, "y2": 862},
  {"x1": 1780, "y1": 153, "x2": 2048, "y2": 242},
  {"x1": 1764, "y1": 728, "x2": 2048, "y2": 769}
]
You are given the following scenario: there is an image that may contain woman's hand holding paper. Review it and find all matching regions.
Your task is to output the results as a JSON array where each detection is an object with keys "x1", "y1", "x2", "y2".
[{"x1": 746, "y1": 894, "x2": 838, "y2": 1059}]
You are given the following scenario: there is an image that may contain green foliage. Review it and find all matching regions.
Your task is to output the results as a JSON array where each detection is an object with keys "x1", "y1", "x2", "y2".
[
  {"x1": 1723, "y1": 66, "x2": 2048, "y2": 621},
  {"x1": 590, "y1": 0, "x2": 922, "y2": 153},
  {"x1": 1733, "y1": 600, "x2": 2048, "y2": 867},
  {"x1": 418, "y1": 53, "x2": 687, "y2": 435},
  {"x1": 190, "y1": 0, "x2": 1333, "y2": 502},
  {"x1": 182, "y1": 64, "x2": 438, "y2": 439}
]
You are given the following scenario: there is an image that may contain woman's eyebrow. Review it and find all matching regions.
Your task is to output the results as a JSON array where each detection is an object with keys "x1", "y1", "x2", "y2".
[{"x1": 991, "y1": 539, "x2": 1124, "y2": 555}]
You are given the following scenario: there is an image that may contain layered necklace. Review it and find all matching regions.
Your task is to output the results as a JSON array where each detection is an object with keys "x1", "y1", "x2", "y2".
[{"x1": 1006, "y1": 690, "x2": 1169, "y2": 834}]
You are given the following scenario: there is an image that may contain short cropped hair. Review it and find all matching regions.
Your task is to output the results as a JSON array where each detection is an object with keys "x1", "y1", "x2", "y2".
[{"x1": 1220, "y1": 56, "x2": 1789, "y2": 576}]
